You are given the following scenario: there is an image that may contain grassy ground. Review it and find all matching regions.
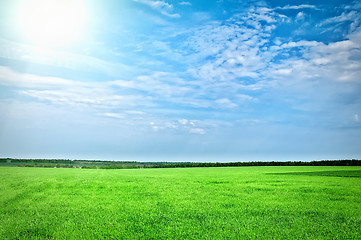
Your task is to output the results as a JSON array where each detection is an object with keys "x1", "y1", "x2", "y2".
[{"x1": 1, "y1": 166, "x2": 360, "y2": 239}]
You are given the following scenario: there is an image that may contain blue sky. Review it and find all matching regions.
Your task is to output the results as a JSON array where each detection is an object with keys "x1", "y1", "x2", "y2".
[{"x1": 0, "y1": 0, "x2": 360, "y2": 161}]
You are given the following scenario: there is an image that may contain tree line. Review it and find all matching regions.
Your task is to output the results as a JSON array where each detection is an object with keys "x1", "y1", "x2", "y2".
[
  {"x1": 142, "y1": 159, "x2": 361, "y2": 168},
  {"x1": 1, "y1": 158, "x2": 360, "y2": 169}
]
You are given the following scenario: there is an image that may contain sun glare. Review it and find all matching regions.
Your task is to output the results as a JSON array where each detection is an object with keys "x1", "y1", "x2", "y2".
[{"x1": 17, "y1": 0, "x2": 87, "y2": 48}]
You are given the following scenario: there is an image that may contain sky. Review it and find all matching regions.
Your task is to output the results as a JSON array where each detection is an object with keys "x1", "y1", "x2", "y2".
[{"x1": 0, "y1": 0, "x2": 360, "y2": 162}]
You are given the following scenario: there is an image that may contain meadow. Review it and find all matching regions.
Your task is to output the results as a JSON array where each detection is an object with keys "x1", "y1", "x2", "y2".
[{"x1": 1, "y1": 166, "x2": 361, "y2": 239}]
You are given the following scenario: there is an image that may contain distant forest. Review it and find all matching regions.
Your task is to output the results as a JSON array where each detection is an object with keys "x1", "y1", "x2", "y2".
[{"x1": 0, "y1": 158, "x2": 360, "y2": 169}]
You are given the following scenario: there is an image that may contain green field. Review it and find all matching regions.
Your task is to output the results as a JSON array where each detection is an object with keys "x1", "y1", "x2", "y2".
[{"x1": 1, "y1": 166, "x2": 361, "y2": 239}]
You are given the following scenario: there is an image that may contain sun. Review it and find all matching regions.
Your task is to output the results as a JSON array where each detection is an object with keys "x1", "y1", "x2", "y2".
[{"x1": 17, "y1": 0, "x2": 87, "y2": 48}]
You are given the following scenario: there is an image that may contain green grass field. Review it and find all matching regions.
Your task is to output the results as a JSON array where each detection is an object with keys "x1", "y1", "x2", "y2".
[{"x1": 1, "y1": 166, "x2": 361, "y2": 239}]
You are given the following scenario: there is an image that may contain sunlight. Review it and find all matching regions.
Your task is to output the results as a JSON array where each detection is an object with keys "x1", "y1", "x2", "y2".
[{"x1": 17, "y1": 0, "x2": 87, "y2": 48}]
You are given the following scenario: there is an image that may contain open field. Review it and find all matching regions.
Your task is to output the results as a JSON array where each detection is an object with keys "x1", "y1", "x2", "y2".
[{"x1": 1, "y1": 166, "x2": 361, "y2": 239}]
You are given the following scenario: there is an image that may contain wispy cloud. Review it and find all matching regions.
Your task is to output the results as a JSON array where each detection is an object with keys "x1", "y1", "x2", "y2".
[
  {"x1": 149, "y1": 118, "x2": 209, "y2": 134},
  {"x1": 112, "y1": 2, "x2": 361, "y2": 130},
  {"x1": 276, "y1": 4, "x2": 319, "y2": 10},
  {"x1": 179, "y1": 2, "x2": 191, "y2": 6},
  {"x1": 0, "y1": 66, "x2": 147, "y2": 110},
  {"x1": 0, "y1": 66, "x2": 223, "y2": 134},
  {"x1": 20, "y1": 89, "x2": 144, "y2": 109},
  {"x1": 354, "y1": 114, "x2": 360, "y2": 122},
  {"x1": 317, "y1": 10, "x2": 361, "y2": 34},
  {"x1": 316, "y1": 3, "x2": 361, "y2": 34},
  {"x1": 100, "y1": 113, "x2": 125, "y2": 119},
  {"x1": 180, "y1": 7, "x2": 286, "y2": 92},
  {"x1": 171, "y1": 5, "x2": 361, "y2": 128},
  {"x1": 0, "y1": 38, "x2": 133, "y2": 78},
  {"x1": 133, "y1": 0, "x2": 181, "y2": 18},
  {"x1": 215, "y1": 98, "x2": 238, "y2": 109},
  {"x1": 320, "y1": 11, "x2": 358, "y2": 25},
  {"x1": 0, "y1": 66, "x2": 78, "y2": 88}
]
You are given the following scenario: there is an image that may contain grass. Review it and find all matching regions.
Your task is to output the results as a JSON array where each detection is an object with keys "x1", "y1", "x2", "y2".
[{"x1": 1, "y1": 166, "x2": 361, "y2": 239}]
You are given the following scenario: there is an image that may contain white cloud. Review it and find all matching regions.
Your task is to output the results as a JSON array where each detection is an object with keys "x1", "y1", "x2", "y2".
[
  {"x1": 0, "y1": 66, "x2": 78, "y2": 88},
  {"x1": 280, "y1": 40, "x2": 320, "y2": 49},
  {"x1": 237, "y1": 94, "x2": 257, "y2": 102},
  {"x1": 237, "y1": 119, "x2": 264, "y2": 125},
  {"x1": 311, "y1": 57, "x2": 331, "y2": 65},
  {"x1": 101, "y1": 113, "x2": 125, "y2": 119},
  {"x1": 178, "y1": 119, "x2": 188, "y2": 125},
  {"x1": 20, "y1": 89, "x2": 142, "y2": 109},
  {"x1": 274, "y1": 68, "x2": 293, "y2": 75},
  {"x1": 296, "y1": 12, "x2": 305, "y2": 21},
  {"x1": 134, "y1": 0, "x2": 172, "y2": 8},
  {"x1": 133, "y1": 0, "x2": 180, "y2": 18},
  {"x1": 146, "y1": 118, "x2": 209, "y2": 134},
  {"x1": 126, "y1": 110, "x2": 145, "y2": 115},
  {"x1": 112, "y1": 71, "x2": 229, "y2": 109},
  {"x1": 177, "y1": 118, "x2": 207, "y2": 134},
  {"x1": 167, "y1": 4, "x2": 361, "y2": 129},
  {"x1": 317, "y1": 8, "x2": 361, "y2": 33},
  {"x1": 215, "y1": 98, "x2": 238, "y2": 109},
  {"x1": 0, "y1": 66, "x2": 232, "y2": 136},
  {"x1": 150, "y1": 0, "x2": 172, "y2": 8},
  {"x1": 275, "y1": 29, "x2": 361, "y2": 83},
  {"x1": 320, "y1": 11, "x2": 358, "y2": 26},
  {"x1": 179, "y1": 2, "x2": 191, "y2": 6},
  {"x1": 0, "y1": 39, "x2": 131, "y2": 77},
  {"x1": 354, "y1": 114, "x2": 360, "y2": 122},
  {"x1": 189, "y1": 128, "x2": 206, "y2": 135},
  {"x1": 2, "y1": 63, "x2": 253, "y2": 116},
  {"x1": 0, "y1": 66, "x2": 151, "y2": 111},
  {"x1": 181, "y1": 7, "x2": 286, "y2": 93},
  {"x1": 276, "y1": 5, "x2": 318, "y2": 10},
  {"x1": 160, "y1": 12, "x2": 180, "y2": 18}
]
